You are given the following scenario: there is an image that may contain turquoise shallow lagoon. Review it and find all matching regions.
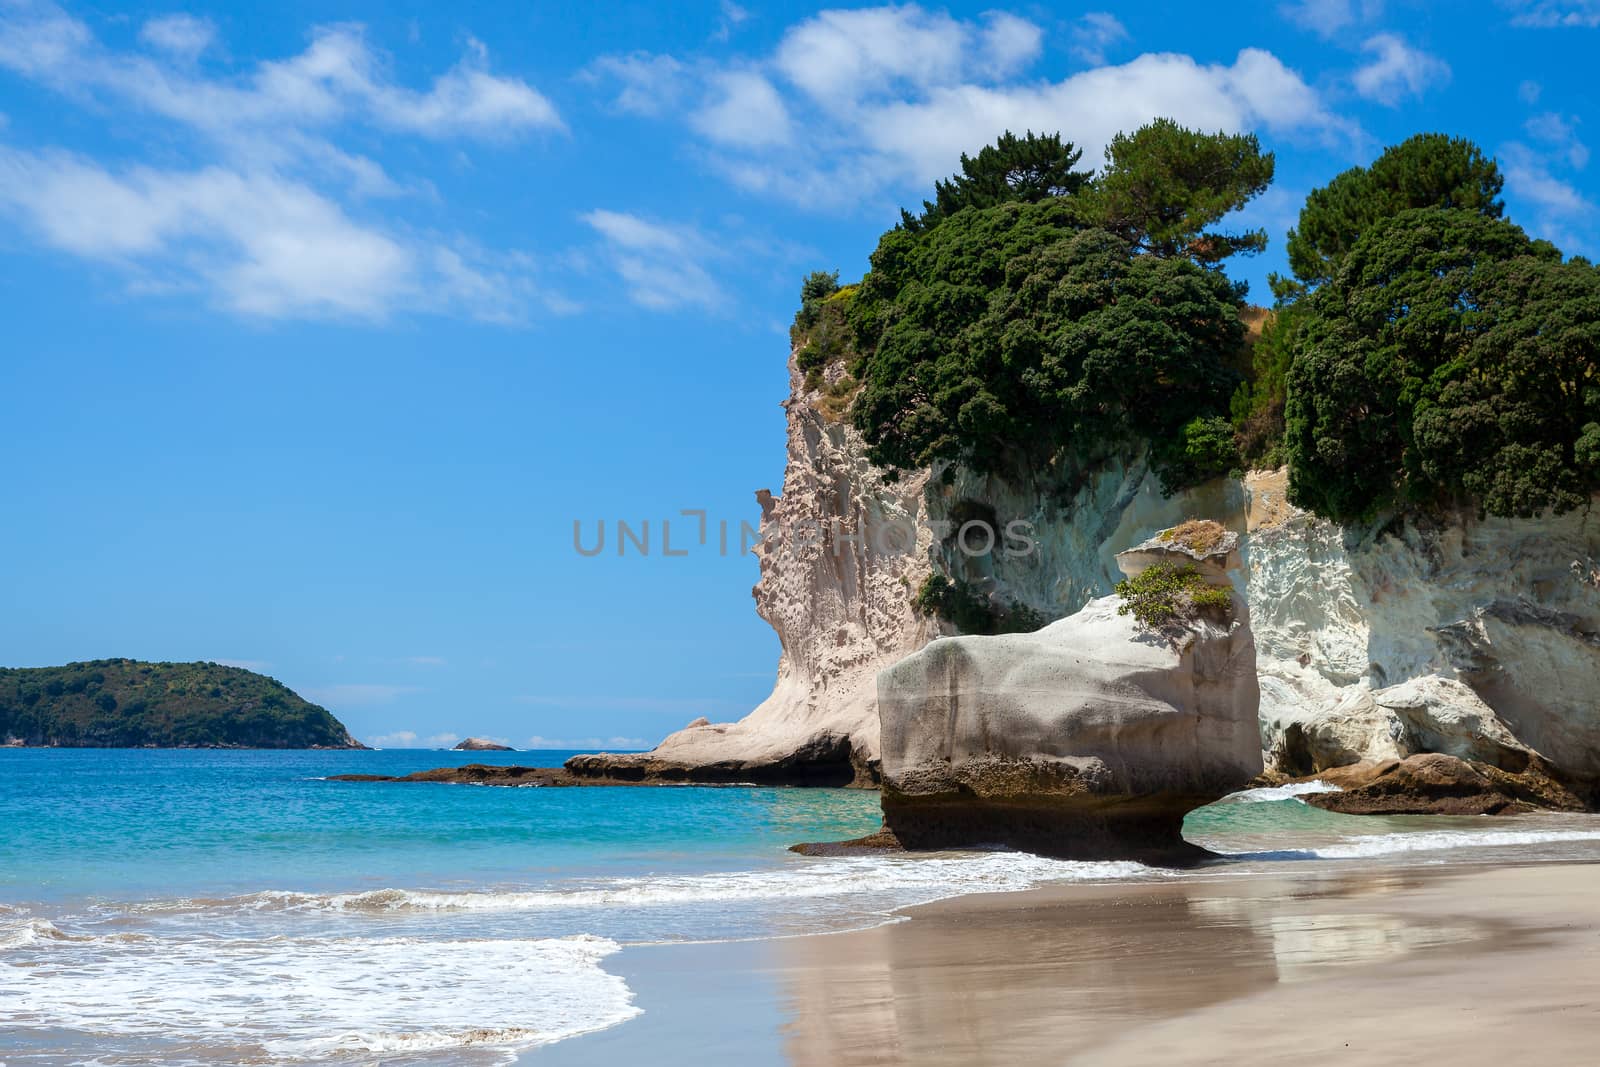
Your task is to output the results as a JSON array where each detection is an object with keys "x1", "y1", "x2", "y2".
[
  {"x1": 0, "y1": 748, "x2": 884, "y2": 903},
  {"x1": 4, "y1": 750, "x2": 1600, "y2": 1065}
]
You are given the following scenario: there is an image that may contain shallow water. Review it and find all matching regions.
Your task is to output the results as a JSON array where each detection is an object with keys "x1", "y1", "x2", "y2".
[{"x1": 3, "y1": 752, "x2": 1599, "y2": 1064}]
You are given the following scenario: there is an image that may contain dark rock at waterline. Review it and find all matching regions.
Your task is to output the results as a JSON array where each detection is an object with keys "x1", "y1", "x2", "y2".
[
  {"x1": 329, "y1": 764, "x2": 600, "y2": 787},
  {"x1": 564, "y1": 732, "x2": 876, "y2": 787},
  {"x1": 880, "y1": 785, "x2": 1218, "y2": 864},
  {"x1": 1298, "y1": 753, "x2": 1588, "y2": 816},
  {"x1": 789, "y1": 826, "x2": 906, "y2": 856}
]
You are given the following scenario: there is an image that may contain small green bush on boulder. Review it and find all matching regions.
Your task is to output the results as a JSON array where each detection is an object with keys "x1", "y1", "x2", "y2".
[{"x1": 1114, "y1": 563, "x2": 1232, "y2": 634}]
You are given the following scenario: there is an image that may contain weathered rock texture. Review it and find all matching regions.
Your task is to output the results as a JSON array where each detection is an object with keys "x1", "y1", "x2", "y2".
[
  {"x1": 333, "y1": 764, "x2": 602, "y2": 787},
  {"x1": 570, "y1": 343, "x2": 1600, "y2": 804},
  {"x1": 1294, "y1": 753, "x2": 1586, "y2": 816},
  {"x1": 1246, "y1": 469, "x2": 1600, "y2": 803},
  {"x1": 567, "y1": 356, "x2": 935, "y2": 786},
  {"x1": 568, "y1": 352, "x2": 1247, "y2": 786},
  {"x1": 875, "y1": 531, "x2": 1262, "y2": 858}
]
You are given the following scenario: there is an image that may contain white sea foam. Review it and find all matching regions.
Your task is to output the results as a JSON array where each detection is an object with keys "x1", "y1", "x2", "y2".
[
  {"x1": 1223, "y1": 781, "x2": 1343, "y2": 803},
  {"x1": 0, "y1": 915, "x2": 66, "y2": 949},
  {"x1": 0, "y1": 930, "x2": 638, "y2": 1062},
  {"x1": 215, "y1": 852, "x2": 1160, "y2": 917},
  {"x1": 1304, "y1": 827, "x2": 1600, "y2": 860}
]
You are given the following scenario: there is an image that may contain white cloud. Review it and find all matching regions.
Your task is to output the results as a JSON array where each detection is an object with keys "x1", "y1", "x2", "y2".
[
  {"x1": 1526, "y1": 112, "x2": 1589, "y2": 169},
  {"x1": 1507, "y1": 1, "x2": 1600, "y2": 27},
  {"x1": 584, "y1": 52, "x2": 691, "y2": 116},
  {"x1": 1520, "y1": 79, "x2": 1543, "y2": 104},
  {"x1": 213, "y1": 658, "x2": 271, "y2": 672},
  {"x1": 403, "y1": 655, "x2": 449, "y2": 667},
  {"x1": 592, "y1": 7, "x2": 1346, "y2": 212},
  {"x1": 0, "y1": 149, "x2": 537, "y2": 321},
  {"x1": 1071, "y1": 13, "x2": 1128, "y2": 66},
  {"x1": 1281, "y1": 0, "x2": 1384, "y2": 37},
  {"x1": 525, "y1": 735, "x2": 650, "y2": 749},
  {"x1": 856, "y1": 49, "x2": 1340, "y2": 195},
  {"x1": 1351, "y1": 34, "x2": 1450, "y2": 106},
  {"x1": 1502, "y1": 143, "x2": 1593, "y2": 215},
  {"x1": 978, "y1": 12, "x2": 1044, "y2": 76},
  {"x1": 517, "y1": 693, "x2": 743, "y2": 713},
  {"x1": 366, "y1": 730, "x2": 463, "y2": 749},
  {"x1": 371, "y1": 37, "x2": 563, "y2": 138},
  {"x1": 0, "y1": 3, "x2": 558, "y2": 322},
  {"x1": 581, "y1": 209, "x2": 726, "y2": 311},
  {"x1": 712, "y1": 0, "x2": 750, "y2": 43},
  {"x1": 772, "y1": 5, "x2": 1039, "y2": 113},
  {"x1": 0, "y1": 6, "x2": 563, "y2": 141},
  {"x1": 138, "y1": 14, "x2": 214, "y2": 60},
  {"x1": 691, "y1": 70, "x2": 793, "y2": 147},
  {"x1": 368, "y1": 729, "x2": 419, "y2": 747},
  {"x1": 1500, "y1": 141, "x2": 1596, "y2": 253}
]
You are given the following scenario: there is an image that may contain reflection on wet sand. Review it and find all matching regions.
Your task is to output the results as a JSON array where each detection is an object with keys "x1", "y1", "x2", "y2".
[
  {"x1": 776, "y1": 870, "x2": 1504, "y2": 1067},
  {"x1": 532, "y1": 864, "x2": 1597, "y2": 1067}
]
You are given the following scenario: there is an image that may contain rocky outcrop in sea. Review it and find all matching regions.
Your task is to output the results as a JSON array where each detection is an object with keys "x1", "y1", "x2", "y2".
[{"x1": 877, "y1": 529, "x2": 1261, "y2": 858}]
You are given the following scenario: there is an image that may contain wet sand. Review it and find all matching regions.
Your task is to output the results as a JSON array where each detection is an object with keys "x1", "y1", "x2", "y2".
[{"x1": 528, "y1": 862, "x2": 1600, "y2": 1066}]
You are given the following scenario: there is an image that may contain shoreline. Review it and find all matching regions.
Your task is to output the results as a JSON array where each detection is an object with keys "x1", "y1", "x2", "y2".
[{"x1": 529, "y1": 859, "x2": 1600, "y2": 1066}]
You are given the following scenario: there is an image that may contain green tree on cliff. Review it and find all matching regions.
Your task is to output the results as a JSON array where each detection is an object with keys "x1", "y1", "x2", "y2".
[
  {"x1": 1284, "y1": 207, "x2": 1600, "y2": 521},
  {"x1": 1083, "y1": 119, "x2": 1275, "y2": 263},
  {"x1": 849, "y1": 120, "x2": 1270, "y2": 483},
  {"x1": 900, "y1": 130, "x2": 1091, "y2": 234},
  {"x1": 1273, "y1": 133, "x2": 1504, "y2": 300},
  {"x1": 849, "y1": 202, "x2": 1244, "y2": 477}
]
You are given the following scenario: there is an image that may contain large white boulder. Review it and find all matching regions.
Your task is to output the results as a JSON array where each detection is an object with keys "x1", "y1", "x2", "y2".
[{"x1": 876, "y1": 529, "x2": 1262, "y2": 858}]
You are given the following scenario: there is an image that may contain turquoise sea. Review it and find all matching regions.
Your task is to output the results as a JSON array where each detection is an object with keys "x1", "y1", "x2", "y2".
[{"x1": 4, "y1": 750, "x2": 1600, "y2": 1064}]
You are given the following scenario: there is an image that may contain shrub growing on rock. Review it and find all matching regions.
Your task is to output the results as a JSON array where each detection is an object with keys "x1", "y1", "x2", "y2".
[
  {"x1": 913, "y1": 574, "x2": 1045, "y2": 635},
  {"x1": 1114, "y1": 563, "x2": 1231, "y2": 634}
]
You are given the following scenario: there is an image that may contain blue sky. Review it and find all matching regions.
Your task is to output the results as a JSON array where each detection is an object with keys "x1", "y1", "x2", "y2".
[{"x1": 1, "y1": 0, "x2": 1596, "y2": 749}]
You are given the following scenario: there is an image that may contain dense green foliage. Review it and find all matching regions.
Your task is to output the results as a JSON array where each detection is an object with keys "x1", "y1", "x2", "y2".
[
  {"x1": 792, "y1": 279, "x2": 857, "y2": 390},
  {"x1": 900, "y1": 131, "x2": 1089, "y2": 234},
  {"x1": 1086, "y1": 119, "x2": 1274, "y2": 263},
  {"x1": 1114, "y1": 563, "x2": 1232, "y2": 632},
  {"x1": 842, "y1": 121, "x2": 1270, "y2": 484},
  {"x1": 0, "y1": 659, "x2": 360, "y2": 748},
  {"x1": 795, "y1": 123, "x2": 1595, "y2": 529},
  {"x1": 1228, "y1": 305, "x2": 1300, "y2": 467},
  {"x1": 848, "y1": 201, "x2": 1246, "y2": 477},
  {"x1": 913, "y1": 574, "x2": 1045, "y2": 635},
  {"x1": 1285, "y1": 208, "x2": 1598, "y2": 521},
  {"x1": 1275, "y1": 133, "x2": 1504, "y2": 299}
]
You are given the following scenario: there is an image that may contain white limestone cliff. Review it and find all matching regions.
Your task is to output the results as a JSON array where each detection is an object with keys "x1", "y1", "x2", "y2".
[
  {"x1": 1244, "y1": 469, "x2": 1600, "y2": 787},
  {"x1": 570, "y1": 348, "x2": 1600, "y2": 800}
]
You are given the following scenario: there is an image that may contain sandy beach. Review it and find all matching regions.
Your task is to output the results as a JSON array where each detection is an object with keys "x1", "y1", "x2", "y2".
[{"x1": 531, "y1": 861, "x2": 1600, "y2": 1066}]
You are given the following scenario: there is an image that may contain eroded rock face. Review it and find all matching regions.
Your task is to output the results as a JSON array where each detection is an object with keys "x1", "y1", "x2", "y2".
[
  {"x1": 1247, "y1": 471, "x2": 1600, "y2": 801},
  {"x1": 1296, "y1": 753, "x2": 1586, "y2": 816},
  {"x1": 568, "y1": 338, "x2": 1600, "y2": 801},
  {"x1": 565, "y1": 356, "x2": 935, "y2": 786},
  {"x1": 566, "y1": 355, "x2": 1230, "y2": 786},
  {"x1": 876, "y1": 532, "x2": 1262, "y2": 858}
]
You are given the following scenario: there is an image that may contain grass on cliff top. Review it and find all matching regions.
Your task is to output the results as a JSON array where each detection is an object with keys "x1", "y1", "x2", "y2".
[
  {"x1": 1115, "y1": 562, "x2": 1231, "y2": 634},
  {"x1": 1158, "y1": 519, "x2": 1228, "y2": 554}
]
